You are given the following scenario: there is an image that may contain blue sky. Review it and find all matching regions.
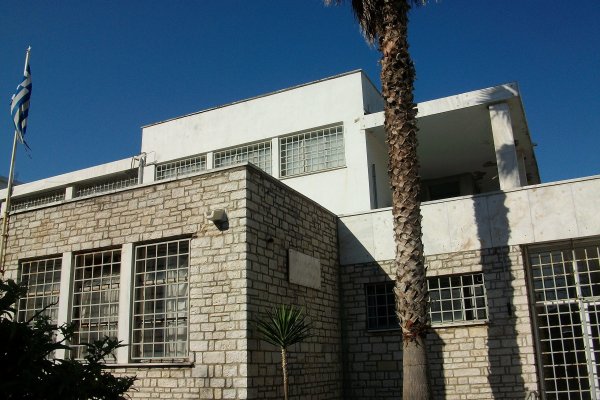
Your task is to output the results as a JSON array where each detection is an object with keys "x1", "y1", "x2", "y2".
[{"x1": 1, "y1": 0, "x2": 598, "y2": 183}]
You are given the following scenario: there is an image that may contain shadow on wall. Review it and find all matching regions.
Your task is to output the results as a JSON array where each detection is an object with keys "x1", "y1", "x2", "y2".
[
  {"x1": 480, "y1": 143, "x2": 527, "y2": 398},
  {"x1": 336, "y1": 237, "x2": 446, "y2": 399}
]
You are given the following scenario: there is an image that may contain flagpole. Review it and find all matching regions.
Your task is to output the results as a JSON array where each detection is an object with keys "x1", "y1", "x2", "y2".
[{"x1": 0, "y1": 47, "x2": 31, "y2": 275}]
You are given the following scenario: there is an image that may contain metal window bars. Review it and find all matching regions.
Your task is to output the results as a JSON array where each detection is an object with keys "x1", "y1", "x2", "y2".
[
  {"x1": 428, "y1": 273, "x2": 488, "y2": 325},
  {"x1": 365, "y1": 273, "x2": 488, "y2": 331},
  {"x1": 71, "y1": 249, "x2": 121, "y2": 361},
  {"x1": 76, "y1": 176, "x2": 138, "y2": 197},
  {"x1": 280, "y1": 125, "x2": 344, "y2": 177},
  {"x1": 529, "y1": 243, "x2": 600, "y2": 399},
  {"x1": 213, "y1": 141, "x2": 271, "y2": 174},
  {"x1": 131, "y1": 238, "x2": 190, "y2": 361},
  {"x1": 11, "y1": 191, "x2": 65, "y2": 211},
  {"x1": 18, "y1": 257, "x2": 62, "y2": 324},
  {"x1": 155, "y1": 155, "x2": 207, "y2": 180}
]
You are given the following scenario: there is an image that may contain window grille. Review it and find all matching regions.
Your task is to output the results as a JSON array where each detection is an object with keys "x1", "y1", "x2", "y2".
[
  {"x1": 17, "y1": 257, "x2": 62, "y2": 324},
  {"x1": 11, "y1": 191, "x2": 65, "y2": 211},
  {"x1": 155, "y1": 155, "x2": 207, "y2": 180},
  {"x1": 365, "y1": 282, "x2": 397, "y2": 331},
  {"x1": 279, "y1": 125, "x2": 344, "y2": 177},
  {"x1": 76, "y1": 176, "x2": 138, "y2": 197},
  {"x1": 529, "y1": 242, "x2": 600, "y2": 399},
  {"x1": 71, "y1": 249, "x2": 121, "y2": 360},
  {"x1": 131, "y1": 238, "x2": 189, "y2": 361},
  {"x1": 365, "y1": 273, "x2": 487, "y2": 331},
  {"x1": 214, "y1": 141, "x2": 271, "y2": 174},
  {"x1": 428, "y1": 273, "x2": 488, "y2": 324}
]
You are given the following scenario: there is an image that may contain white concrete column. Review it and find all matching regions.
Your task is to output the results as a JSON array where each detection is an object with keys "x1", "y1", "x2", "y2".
[
  {"x1": 65, "y1": 186, "x2": 75, "y2": 200},
  {"x1": 55, "y1": 251, "x2": 73, "y2": 359},
  {"x1": 142, "y1": 164, "x2": 156, "y2": 184},
  {"x1": 271, "y1": 137, "x2": 280, "y2": 178},
  {"x1": 116, "y1": 243, "x2": 133, "y2": 364},
  {"x1": 206, "y1": 151, "x2": 214, "y2": 170},
  {"x1": 488, "y1": 103, "x2": 523, "y2": 190}
]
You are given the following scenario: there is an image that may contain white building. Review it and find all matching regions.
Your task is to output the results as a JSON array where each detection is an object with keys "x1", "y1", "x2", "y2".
[{"x1": 2, "y1": 70, "x2": 599, "y2": 399}]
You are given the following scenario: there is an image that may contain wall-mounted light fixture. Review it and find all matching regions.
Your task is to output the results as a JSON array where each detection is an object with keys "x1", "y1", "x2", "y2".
[{"x1": 205, "y1": 209, "x2": 228, "y2": 230}]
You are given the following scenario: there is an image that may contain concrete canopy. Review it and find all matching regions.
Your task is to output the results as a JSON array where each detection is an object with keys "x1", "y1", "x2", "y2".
[{"x1": 361, "y1": 82, "x2": 541, "y2": 199}]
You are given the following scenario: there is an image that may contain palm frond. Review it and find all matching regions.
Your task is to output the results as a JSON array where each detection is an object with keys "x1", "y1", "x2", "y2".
[
  {"x1": 325, "y1": 0, "x2": 428, "y2": 43},
  {"x1": 256, "y1": 305, "x2": 313, "y2": 350}
]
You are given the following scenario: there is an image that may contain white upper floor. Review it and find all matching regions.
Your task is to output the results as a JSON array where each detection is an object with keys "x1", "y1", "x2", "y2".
[{"x1": 0, "y1": 70, "x2": 542, "y2": 217}]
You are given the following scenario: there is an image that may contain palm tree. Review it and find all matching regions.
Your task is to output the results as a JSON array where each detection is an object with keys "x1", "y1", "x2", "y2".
[
  {"x1": 256, "y1": 305, "x2": 313, "y2": 400},
  {"x1": 326, "y1": 1, "x2": 430, "y2": 398}
]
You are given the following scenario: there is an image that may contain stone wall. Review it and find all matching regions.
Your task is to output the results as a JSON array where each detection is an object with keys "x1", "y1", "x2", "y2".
[
  {"x1": 3, "y1": 164, "x2": 342, "y2": 399},
  {"x1": 4, "y1": 166, "x2": 247, "y2": 399},
  {"x1": 341, "y1": 246, "x2": 539, "y2": 399},
  {"x1": 244, "y1": 168, "x2": 342, "y2": 399}
]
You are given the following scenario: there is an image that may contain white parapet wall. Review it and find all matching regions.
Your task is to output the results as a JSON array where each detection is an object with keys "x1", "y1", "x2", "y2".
[
  {"x1": 338, "y1": 174, "x2": 600, "y2": 265},
  {"x1": 0, "y1": 157, "x2": 144, "y2": 215}
]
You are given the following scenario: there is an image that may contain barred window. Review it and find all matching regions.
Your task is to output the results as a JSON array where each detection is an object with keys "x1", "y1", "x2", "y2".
[
  {"x1": 428, "y1": 273, "x2": 487, "y2": 324},
  {"x1": 214, "y1": 141, "x2": 271, "y2": 173},
  {"x1": 365, "y1": 273, "x2": 487, "y2": 331},
  {"x1": 279, "y1": 125, "x2": 344, "y2": 177},
  {"x1": 528, "y1": 242, "x2": 600, "y2": 399},
  {"x1": 76, "y1": 172, "x2": 138, "y2": 197},
  {"x1": 71, "y1": 249, "x2": 121, "y2": 360},
  {"x1": 11, "y1": 191, "x2": 65, "y2": 212},
  {"x1": 131, "y1": 238, "x2": 189, "y2": 361},
  {"x1": 365, "y1": 282, "x2": 397, "y2": 331},
  {"x1": 156, "y1": 155, "x2": 207, "y2": 180},
  {"x1": 18, "y1": 257, "x2": 62, "y2": 324}
]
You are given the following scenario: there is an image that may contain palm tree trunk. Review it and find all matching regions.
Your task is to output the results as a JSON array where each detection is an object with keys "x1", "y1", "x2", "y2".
[
  {"x1": 378, "y1": 1, "x2": 430, "y2": 399},
  {"x1": 281, "y1": 347, "x2": 289, "y2": 400}
]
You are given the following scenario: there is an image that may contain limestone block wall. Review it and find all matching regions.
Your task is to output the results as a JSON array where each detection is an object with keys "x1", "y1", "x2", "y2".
[
  {"x1": 341, "y1": 246, "x2": 539, "y2": 399},
  {"x1": 3, "y1": 167, "x2": 251, "y2": 399},
  {"x1": 244, "y1": 168, "x2": 343, "y2": 399}
]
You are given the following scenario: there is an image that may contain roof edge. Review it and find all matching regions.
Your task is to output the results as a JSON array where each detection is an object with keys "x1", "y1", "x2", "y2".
[{"x1": 142, "y1": 69, "x2": 364, "y2": 129}]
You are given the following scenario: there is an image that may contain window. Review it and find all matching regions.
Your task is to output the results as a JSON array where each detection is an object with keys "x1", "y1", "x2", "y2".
[
  {"x1": 279, "y1": 125, "x2": 344, "y2": 177},
  {"x1": 155, "y1": 155, "x2": 207, "y2": 180},
  {"x1": 71, "y1": 249, "x2": 121, "y2": 360},
  {"x1": 131, "y1": 238, "x2": 189, "y2": 361},
  {"x1": 214, "y1": 141, "x2": 271, "y2": 174},
  {"x1": 17, "y1": 257, "x2": 62, "y2": 324},
  {"x1": 528, "y1": 241, "x2": 600, "y2": 399},
  {"x1": 11, "y1": 191, "x2": 65, "y2": 212},
  {"x1": 428, "y1": 273, "x2": 487, "y2": 324},
  {"x1": 365, "y1": 282, "x2": 397, "y2": 331},
  {"x1": 365, "y1": 273, "x2": 487, "y2": 331},
  {"x1": 76, "y1": 171, "x2": 138, "y2": 197}
]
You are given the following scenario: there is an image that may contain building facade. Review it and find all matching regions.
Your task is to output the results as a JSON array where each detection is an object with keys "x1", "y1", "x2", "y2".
[{"x1": 1, "y1": 70, "x2": 599, "y2": 399}]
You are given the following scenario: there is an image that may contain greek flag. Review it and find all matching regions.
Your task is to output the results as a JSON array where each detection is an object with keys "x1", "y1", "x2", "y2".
[{"x1": 10, "y1": 62, "x2": 32, "y2": 143}]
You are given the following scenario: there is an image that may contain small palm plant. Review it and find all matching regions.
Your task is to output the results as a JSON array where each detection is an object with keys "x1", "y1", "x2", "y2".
[{"x1": 256, "y1": 305, "x2": 313, "y2": 400}]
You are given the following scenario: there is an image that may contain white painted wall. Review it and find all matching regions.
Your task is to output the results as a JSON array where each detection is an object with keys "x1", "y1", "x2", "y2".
[
  {"x1": 141, "y1": 70, "x2": 376, "y2": 214},
  {"x1": 0, "y1": 157, "x2": 139, "y2": 199},
  {"x1": 361, "y1": 74, "x2": 384, "y2": 115},
  {"x1": 365, "y1": 130, "x2": 391, "y2": 208},
  {"x1": 338, "y1": 175, "x2": 600, "y2": 265},
  {"x1": 1, "y1": 75, "x2": 539, "y2": 219},
  {"x1": 142, "y1": 71, "x2": 366, "y2": 161}
]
